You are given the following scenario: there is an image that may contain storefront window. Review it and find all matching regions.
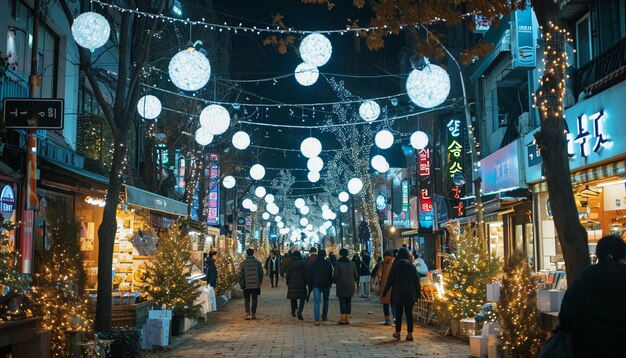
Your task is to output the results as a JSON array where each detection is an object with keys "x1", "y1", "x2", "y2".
[{"x1": 487, "y1": 221, "x2": 505, "y2": 260}]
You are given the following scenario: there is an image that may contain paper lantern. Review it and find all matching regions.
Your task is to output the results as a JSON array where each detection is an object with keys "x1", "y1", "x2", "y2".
[
  {"x1": 137, "y1": 95, "x2": 162, "y2": 120},
  {"x1": 322, "y1": 210, "x2": 332, "y2": 220},
  {"x1": 169, "y1": 47, "x2": 211, "y2": 92},
  {"x1": 255, "y1": 186, "x2": 266, "y2": 198},
  {"x1": 199, "y1": 104, "x2": 230, "y2": 135},
  {"x1": 329, "y1": 212, "x2": 336, "y2": 220},
  {"x1": 250, "y1": 164, "x2": 265, "y2": 180},
  {"x1": 348, "y1": 178, "x2": 363, "y2": 195},
  {"x1": 242, "y1": 198, "x2": 253, "y2": 209},
  {"x1": 295, "y1": 198, "x2": 306, "y2": 209},
  {"x1": 71, "y1": 12, "x2": 111, "y2": 51},
  {"x1": 195, "y1": 127, "x2": 214, "y2": 146},
  {"x1": 375, "y1": 130, "x2": 394, "y2": 149},
  {"x1": 406, "y1": 64, "x2": 450, "y2": 108},
  {"x1": 222, "y1": 175, "x2": 236, "y2": 189},
  {"x1": 300, "y1": 217, "x2": 309, "y2": 227},
  {"x1": 264, "y1": 194, "x2": 275, "y2": 204},
  {"x1": 307, "y1": 157, "x2": 324, "y2": 172},
  {"x1": 300, "y1": 137, "x2": 322, "y2": 158},
  {"x1": 262, "y1": 212, "x2": 270, "y2": 220},
  {"x1": 294, "y1": 62, "x2": 319, "y2": 86},
  {"x1": 338, "y1": 191, "x2": 349, "y2": 203},
  {"x1": 340, "y1": 204, "x2": 348, "y2": 213},
  {"x1": 410, "y1": 131, "x2": 429, "y2": 150},
  {"x1": 359, "y1": 101, "x2": 381, "y2": 122},
  {"x1": 300, "y1": 206, "x2": 310, "y2": 215},
  {"x1": 232, "y1": 131, "x2": 250, "y2": 150},
  {"x1": 299, "y1": 33, "x2": 332, "y2": 67},
  {"x1": 307, "y1": 171, "x2": 320, "y2": 183},
  {"x1": 277, "y1": 222, "x2": 284, "y2": 228}
]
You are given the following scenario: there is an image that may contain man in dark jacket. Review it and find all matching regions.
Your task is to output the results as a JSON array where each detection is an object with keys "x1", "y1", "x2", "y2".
[
  {"x1": 306, "y1": 249, "x2": 333, "y2": 325},
  {"x1": 358, "y1": 250, "x2": 372, "y2": 298},
  {"x1": 307, "y1": 247, "x2": 318, "y2": 266},
  {"x1": 558, "y1": 235, "x2": 626, "y2": 357},
  {"x1": 265, "y1": 250, "x2": 281, "y2": 287},
  {"x1": 239, "y1": 248, "x2": 264, "y2": 320},
  {"x1": 205, "y1": 251, "x2": 218, "y2": 288},
  {"x1": 286, "y1": 250, "x2": 308, "y2": 320}
]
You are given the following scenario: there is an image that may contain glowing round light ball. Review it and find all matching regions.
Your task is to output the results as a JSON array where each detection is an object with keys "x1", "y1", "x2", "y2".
[
  {"x1": 262, "y1": 212, "x2": 270, "y2": 220},
  {"x1": 295, "y1": 198, "x2": 306, "y2": 209},
  {"x1": 199, "y1": 104, "x2": 230, "y2": 135},
  {"x1": 137, "y1": 95, "x2": 162, "y2": 120},
  {"x1": 250, "y1": 204, "x2": 258, "y2": 212},
  {"x1": 255, "y1": 186, "x2": 266, "y2": 198},
  {"x1": 359, "y1": 101, "x2": 381, "y2": 122},
  {"x1": 274, "y1": 216, "x2": 282, "y2": 223},
  {"x1": 222, "y1": 175, "x2": 236, "y2": 189},
  {"x1": 242, "y1": 198, "x2": 253, "y2": 209},
  {"x1": 306, "y1": 224, "x2": 313, "y2": 231},
  {"x1": 294, "y1": 62, "x2": 319, "y2": 86},
  {"x1": 72, "y1": 12, "x2": 111, "y2": 51},
  {"x1": 300, "y1": 137, "x2": 322, "y2": 158},
  {"x1": 375, "y1": 130, "x2": 394, "y2": 149},
  {"x1": 406, "y1": 64, "x2": 450, "y2": 108},
  {"x1": 299, "y1": 33, "x2": 332, "y2": 67},
  {"x1": 410, "y1": 131, "x2": 429, "y2": 150},
  {"x1": 277, "y1": 222, "x2": 284, "y2": 228},
  {"x1": 195, "y1": 127, "x2": 214, "y2": 146},
  {"x1": 232, "y1": 131, "x2": 250, "y2": 150},
  {"x1": 264, "y1": 194, "x2": 275, "y2": 204},
  {"x1": 300, "y1": 206, "x2": 310, "y2": 215},
  {"x1": 168, "y1": 47, "x2": 211, "y2": 92},
  {"x1": 340, "y1": 204, "x2": 348, "y2": 213},
  {"x1": 307, "y1": 157, "x2": 324, "y2": 172},
  {"x1": 371, "y1": 155, "x2": 388, "y2": 172},
  {"x1": 321, "y1": 204, "x2": 330, "y2": 211},
  {"x1": 338, "y1": 191, "x2": 349, "y2": 203},
  {"x1": 300, "y1": 218, "x2": 309, "y2": 227},
  {"x1": 250, "y1": 164, "x2": 266, "y2": 180},
  {"x1": 378, "y1": 160, "x2": 390, "y2": 173},
  {"x1": 267, "y1": 203, "x2": 279, "y2": 215},
  {"x1": 307, "y1": 171, "x2": 320, "y2": 183},
  {"x1": 348, "y1": 178, "x2": 363, "y2": 195}
]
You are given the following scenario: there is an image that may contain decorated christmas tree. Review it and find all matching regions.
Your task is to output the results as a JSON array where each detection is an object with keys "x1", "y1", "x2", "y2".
[
  {"x1": 142, "y1": 224, "x2": 201, "y2": 318},
  {"x1": 499, "y1": 252, "x2": 545, "y2": 357},
  {"x1": 29, "y1": 218, "x2": 92, "y2": 357},
  {"x1": 0, "y1": 220, "x2": 29, "y2": 321},
  {"x1": 436, "y1": 229, "x2": 501, "y2": 320},
  {"x1": 215, "y1": 237, "x2": 242, "y2": 296}
]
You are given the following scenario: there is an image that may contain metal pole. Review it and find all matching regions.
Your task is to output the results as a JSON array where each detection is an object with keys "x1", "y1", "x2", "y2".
[{"x1": 351, "y1": 195, "x2": 358, "y2": 248}]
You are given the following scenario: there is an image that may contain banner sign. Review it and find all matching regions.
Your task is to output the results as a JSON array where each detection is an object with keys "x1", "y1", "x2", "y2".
[
  {"x1": 206, "y1": 154, "x2": 220, "y2": 226},
  {"x1": 418, "y1": 148, "x2": 433, "y2": 230},
  {"x1": 446, "y1": 118, "x2": 465, "y2": 218},
  {"x1": 511, "y1": 0, "x2": 537, "y2": 69}
]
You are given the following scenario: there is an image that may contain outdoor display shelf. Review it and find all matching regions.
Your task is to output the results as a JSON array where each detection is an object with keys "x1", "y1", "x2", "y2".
[
  {"x1": 0, "y1": 318, "x2": 51, "y2": 357},
  {"x1": 87, "y1": 299, "x2": 153, "y2": 329}
]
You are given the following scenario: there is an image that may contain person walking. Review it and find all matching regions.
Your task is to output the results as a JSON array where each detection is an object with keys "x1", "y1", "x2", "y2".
[
  {"x1": 307, "y1": 249, "x2": 333, "y2": 325},
  {"x1": 383, "y1": 247, "x2": 420, "y2": 341},
  {"x1": 358, "y1": 250, "x2": 372, "y2": 298},
  {"x1": 557, "y1": 235, "x2": 626, "y2": 357},
  {"x1": 205, "y1": 251, "x2": 218, "y2": 288},
  {"x1": 377, "y1": 250, "x2": 395, "y2": 325},
  {"x1": 307, "y1": 247, "x2": 318, "y2": 266},
  {"x1": 238, "y1": 248, "x2": 264, "y2": 320},
  {"x1": 334, "y1": 248, "x2": 359, "y2": 325},
  {"x1": 280, "y1": 251, "x2": 291, "y2": 278},
  {"x1": 265, "y1": 250, "x2": 281, "y2": 287},
  {"x1": 286, "y1": 250, "x2": 308, "y2": 320}
]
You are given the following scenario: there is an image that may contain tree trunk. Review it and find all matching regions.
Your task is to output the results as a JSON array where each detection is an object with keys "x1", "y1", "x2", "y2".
[
  {"x1": 362, "y1": 175, "x2": 383, "y2": 260},
  {"x1": 534, "y1": 19, "x2": 589, "y2": 285},
  {"x1": 94, "y1": 135, "x2": 128, "y2": 332}
]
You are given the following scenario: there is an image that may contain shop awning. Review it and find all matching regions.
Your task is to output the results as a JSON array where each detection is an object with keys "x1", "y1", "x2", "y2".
[
  {"x1": 0, "y1": 160, "x2": 21, "y2": 180},
  {"x1": 530, "y1": 158, "x2": 626, "y2": 193},
  {"x1": 465, "y1": 188, "x2": 531, "y2": 216},
  {"x1": 50, "y1": 161, "x2": 109, "y2": 184},
  {"x1": 124, "y1": 185, "x2": 188, "y2": 217}
]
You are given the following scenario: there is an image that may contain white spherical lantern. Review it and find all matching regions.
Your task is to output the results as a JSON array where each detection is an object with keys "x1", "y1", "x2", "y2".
[
  {"x1": 348, "y1": 178, "x2": 363, "y2": 195},
  {"x1": 255, "y1": 186, "x2": 266, "y2": 198},
  {"x1": 267, "y1": 203, "x2": 280, "y2": 215},
  {"x1": 232, "y1": 131, "x2": 250, "y2": 150},
  {"x1": 340, "y1": 204, "x2": 348, "y2": 213},
  {"x1": 264, "y1": 194, "x2": 275, "y2": 204},
  {"x1": 371, "y1": 155, "x2": 388, "y2": 172},
  {"x1": 378, "y1": 159, "x2": 390, "y2": 173},
  {"x1": 338, "y1": 191, "x2": 349, "y2": 203},
  {"x1": 406, "y1": 64, "x2": 451, "y2": 108},
  {"x1": 295, "y1": 198, "x2": 306, "y2": 209},
  {"x1": 71, "y1": 12, "x2": 111, "y2": 51},
  {"x1": 242, "y1": 198, "x2": 253, "y2": 209},
  {"x1": 250, "y1": 204, "x2": 258, "y2": 212},
  {"x1": 274, "y1": 216, "x2": 282, "y2": 223},
  {"x1": 307, "y1": 171, "x2": 320, "y2": 183},
  {"x1": 306, "y1": 224, "x2": 314, "y2": 231},
  {"x1": 294, "y1": 62, "x2": 319, "y2": 86},
  {"x1": 195, "y1": 127, "x2": 214, "y2": 146},
  {"x1": 168, "y1": 47, "x2": 211, "y2": 92},
  {"x1": 410, "y1": 131, "x2": 429, "y2": 150},
  {"x1": 262, "y1": 212, "x2": 270, "y2": 220},
  {"x1": 300, "y1": 137, "x2": 322, "y2": 158},
  {"x1": 277, "y1": 221, "x2": 285, "y2": 228},
  {"x1": 329, "y1": 212, "x2": 337, "y2": 220},
  {"x1": 359, "y1": 101, "x2": 381, "y2": 122},
  {"x1": 199, "y1": 104, "x2": 230, "y2": 135},
  {"x1": 375, "y1": 130, "x2": 394, "y2": 150},
  {"x1": 249, "y1": 164, "x2": 266, "y2": 180},
  {"x1": 222, "y1": 175, "x2": 236, "y2": 189},
  {"x1": 300, "y1": 206, "x2": 310, "y2": 215},
  {"x1": 321, "y1": 204, "x2": 330, "y2": 211},
  {"x1": 322, "y1": 210, "x2": 332, "y2": 220},
  {"x1": 299, "y1": 33, "x2": 332, "y2": 67},
  {"x1": 137, "y1": 95, "x2": 162, "y2": 120},
  {"x1": 307, "y1": 157, "x2": 324, "y2": 172},
  {"x1": 300, "y1": 217, "x2": 309, "y2": 227}
]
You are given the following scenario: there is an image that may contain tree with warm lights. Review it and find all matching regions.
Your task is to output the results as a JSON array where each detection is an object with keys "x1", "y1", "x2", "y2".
[
  {"x1": 499, "y1": 252, "x2": 545, "y2": 357},
  {"x1": 0, "y1": 221, "x2": 28, "y2": 321},
  {"x1": 142, "y1": 224, "x2": 201, "y2": 318},
  {"x1": 215, "y1": 237, "x2": 243, "y2": 296},
  {"x1": 29, "y1": 218, "x2": 92, "y2": 357}
]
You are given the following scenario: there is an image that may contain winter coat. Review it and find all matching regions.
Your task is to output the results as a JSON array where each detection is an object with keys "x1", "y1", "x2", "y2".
[
  {"x1": 383, "y1": 259, "x2": 420, "y2": 306},
  {"x1": 265, "y1": 256, "x2": 281, "y2": 275},
  {"x1": 239, "y1": 255, "x2": 264, "y2": 290},
  {"x1": 286, "y1": 257, "x2": 308, "y2": 299},
  {"x1": 333, "y1": 257, "x2": 359, "y2": 298},
  {"x1": 205, "y1": 257, "x2": 217, "y2": 288},
  {"x1": 307, "y1": 253, "x2": 318, "y2": 266},
  {"x1": 280, "y1": 254, "x2": 291, "y2": 277},
  {"x1": 559, "y1": 263, "x2": 626, "y2": 357},
  {"x1": 307, "y1": 256, "x2": 333, "y2": 289},
  {"x1": 358, "y1": 255, "x2": 371, "y2": 276},
  {"x1": 377, "y1": 256, "x2": 394, "y2": 304}
]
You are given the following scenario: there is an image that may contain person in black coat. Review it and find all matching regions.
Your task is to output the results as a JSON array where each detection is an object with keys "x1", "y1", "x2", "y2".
[
  {"x1": 286, "y1": 250, "x2": 308, "y2": 320},
  {"x1": 558, "y1": 235, "x2": 626, "y2": 357},
  {"x1": 358, "y1": 250, "x2": 372, "y2": 298},
  {"x1": 265, "y1": 250, "x2": 281, "y2": 287},
  {"x1": 383, "y1": 247, "x2": 420, "y2": 341},
  {"x1": 204, "y1": 251, "x2": 218, "y2": 288},
  {"x1": 306, "y1": 249, "x2": 333, "y2": 325},
  {"x1": 334, "y1": 248, "x2": 359, "y2": 325}
]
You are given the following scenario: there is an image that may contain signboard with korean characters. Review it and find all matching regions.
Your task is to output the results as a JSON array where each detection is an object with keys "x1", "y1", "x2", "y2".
[{"x1": 446, "y1": 117, "x2": 465, "y2": 218}]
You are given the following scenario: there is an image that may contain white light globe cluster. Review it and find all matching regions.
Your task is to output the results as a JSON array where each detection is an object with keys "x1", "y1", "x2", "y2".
[
  {"x1": 300, "y1": 205, "x2": 310, "y2": 215},
  {"x1": 232, "y1": 131, "x2": 250, "y2": 150},
  {"x1": 169, "y1": 47, "x2": 211, "y2": 92},
  {"x1": 262, "y1": 212, "x2": 270, "y2": 220},
  {"x1": 255, "y1": 186, "x2": 266, "y2": 198},
  {"x1": 307, "y1": 171, "x2": 320, "y2": 183},
  {"x1": 137, "y1": 95, "x2": 162, "y2": 120},
  {"x1": 307, "y1": 157, "x2": 324, "y2": 172},
  {"x1": 295, "y1": 33, "x2": 332, "y2": 86},
  {"x1": 194, "y1": 127, "x2": 213, "y2": 146},
  {"x1": 359, "y1": 101, "x2": 381, "y2": 122},
  {"x1": 72, "y1": 12, "x2": 111, "y2": 51},
  {"x1": 375, "y1": 130, "x2": 394, "y2": 149},
  {"x1": 371, "y1": 155, "x2": 390, "y2": 173},
  {"x1": 406, "y1": 63, "x2": 450, "y2": 108},
  {"x1": 267, "y1": 202, "x2": 279, "y2": 215},
  {"x1": 195, "y1": 104, "x2": 231, "y2": 146},
  {"x1": 295, "y1": 198, "x2": 306, "y2": 209},
  {"x1": 222, "y1": 175, "x2": 236, "y2": 189},
  {"x1": 300, "y1": 217, "x2": 309, "y2": 227},
  {"x1": 410, "y1": 131, "x2": 429, "y2": 150},
  {"x1": 321, "y1": 208, "x2": 336, "y2": 221},
  {"x1": 348, "y1": 178, "x2": 363, "y2": 195}
]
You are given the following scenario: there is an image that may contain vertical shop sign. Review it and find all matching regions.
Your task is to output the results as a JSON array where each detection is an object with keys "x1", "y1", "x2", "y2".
[
  {"x1": 511, "y1": 0, "x2": 537, "y2": 69},
  {"x1": 418, "y1": 148, "x2": 433, "y2": 229},
  {"x1": 206, "y1": 154, "x2": 220, "y2": 226},
  {"x1": 447, "y1": 118, "x2": 465, "y2": 218}
]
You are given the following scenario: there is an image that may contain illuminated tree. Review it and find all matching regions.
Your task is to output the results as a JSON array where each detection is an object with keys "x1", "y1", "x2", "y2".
[
  {"x1": 215, "y1": 237, "x2": 243, "y2": 295},
  {"x1": 0, "y1": 221, "x2": 28, "y2": 321}
]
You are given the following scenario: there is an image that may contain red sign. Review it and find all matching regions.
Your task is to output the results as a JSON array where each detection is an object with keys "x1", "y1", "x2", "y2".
[{"x1": 418, "y1": 149, "x2": 431, "y2": 177}]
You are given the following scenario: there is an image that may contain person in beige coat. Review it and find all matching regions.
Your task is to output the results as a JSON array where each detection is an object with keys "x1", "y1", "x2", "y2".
[{"x1": 377, "y1": 250, "x2": 395, "y2": 325}]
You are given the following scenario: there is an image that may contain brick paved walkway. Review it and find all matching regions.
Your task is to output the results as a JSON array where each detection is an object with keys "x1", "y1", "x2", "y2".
[{"x1": 143, "y1": 279, "x2": 468, "y2": 358}]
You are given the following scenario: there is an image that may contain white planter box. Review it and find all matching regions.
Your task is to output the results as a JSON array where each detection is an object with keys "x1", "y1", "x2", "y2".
[
  {"x1": 537, "y1": 289, "x2": 565, "y2": 312},
  {"x1": 183, "y1": 317, "x2": 198, "y2": 332},
  {"x1": 470, "y1": 335, "x2": 488, "y2": 357},
  {"x1": 148, "y1": 309, "x2": 172, "y2": 320}
]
